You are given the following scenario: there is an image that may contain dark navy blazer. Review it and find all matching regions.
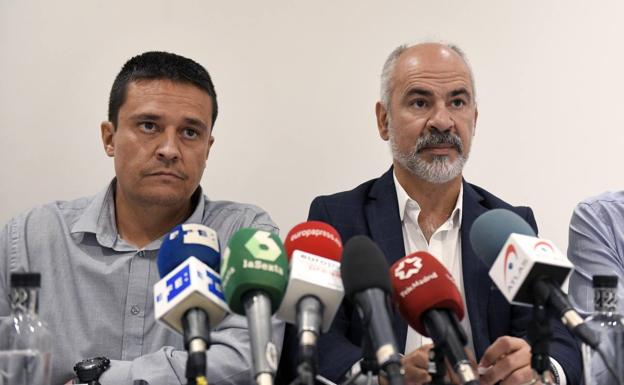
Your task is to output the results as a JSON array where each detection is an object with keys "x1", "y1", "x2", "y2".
[{"x1": 276, "y1": 168, "x2": 581, "y2": 385}]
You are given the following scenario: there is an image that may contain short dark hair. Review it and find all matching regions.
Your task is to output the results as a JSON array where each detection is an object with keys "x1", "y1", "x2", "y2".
[{"x1": 108, "y1": 51, "x2": 218, "y2": 128}]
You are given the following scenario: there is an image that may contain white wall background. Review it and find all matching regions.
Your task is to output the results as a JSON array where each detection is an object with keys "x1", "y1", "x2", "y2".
[{"x1": 1, "y1": 0, "x2": 622, "y2": 252}]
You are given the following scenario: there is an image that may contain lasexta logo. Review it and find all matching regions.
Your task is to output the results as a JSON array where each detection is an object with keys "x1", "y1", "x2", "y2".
[{"x1": 245, "y1": 231, "x2": 281, "y2": 262}]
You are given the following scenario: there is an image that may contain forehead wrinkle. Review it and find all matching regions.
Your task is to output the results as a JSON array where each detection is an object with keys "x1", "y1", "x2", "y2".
[
  {"x1": 397, "y1": 72, "x2": 472, "y2": 99},
  {"x1": 123, "y1": 82, "x2": 213, "y2": 124},
  {"x1": 390, "y1": 45, "x2": 476, "y2": 102}
]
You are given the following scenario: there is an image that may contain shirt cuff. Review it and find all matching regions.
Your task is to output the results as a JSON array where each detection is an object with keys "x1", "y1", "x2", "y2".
[
  {"x1": 99, "y1": 359, "x2": 133, "y2": 385},
  {"x1": 549, "y1": 357, "x2": 566, "y2": 385}
]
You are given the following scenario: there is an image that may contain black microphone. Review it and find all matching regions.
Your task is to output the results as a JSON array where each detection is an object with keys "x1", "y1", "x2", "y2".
[{"x1": 341, "y1": 235, "x2": 404, "y2": 385}]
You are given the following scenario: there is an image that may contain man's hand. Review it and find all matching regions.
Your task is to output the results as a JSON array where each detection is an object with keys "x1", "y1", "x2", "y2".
[
  {"x1": 381, "y1": 344, "x2": 478, "y2": 385},
  {"x1": 400, "y1": 344, "x2": 433, "y2": 385},
  {"x1": 478, "y1": 336, "x2": 534, "y2": 385}
]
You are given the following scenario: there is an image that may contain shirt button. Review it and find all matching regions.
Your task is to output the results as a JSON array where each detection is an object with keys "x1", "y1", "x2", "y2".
[{"x1": 130, "y1": 305, "x2": 141, "y2": 315}]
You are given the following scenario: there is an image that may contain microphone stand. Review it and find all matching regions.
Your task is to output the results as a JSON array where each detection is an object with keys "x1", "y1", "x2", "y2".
[
  {"x1": 296, "y1": 360, "x2": 316, "y2": 385},
  {"x1": 334, "y1": 335, "x2": 379, "y2": 385},
  {"x1": 361, "y1": 333, "x2": 404, "y2": 385},
  {"x1": 296, "y1": 297, "x2": 323, "y2": 385},
  {"x1": 360, "y1": 335, "x2": 381, "y2": 377},
  {"x1": 428, "y1": 346, "x2": 448, "y2": 385},
  {"x1": 528, "y1": 285, "x2": 554, "y2": 385},
  {"x1": 183, "y1": 308, "x2": 210, "y2": 385}
]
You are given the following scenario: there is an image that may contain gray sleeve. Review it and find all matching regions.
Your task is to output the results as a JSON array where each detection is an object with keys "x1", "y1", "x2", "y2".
[
  {"x1": 567, "y1": 201, "x2": 624, "y2": 315},
  {"x1": 102, "y1": 315, "x2": 285, "y2": 385},
  {"x1": 245, "y1": 207, "x2": 280, "y2": 236},
  {"x1": 0, "y1": 222, "x2": 10, "y2": 318},
  {"x1": 101, "y1": 205, "x2": 285, "y2": 385}
]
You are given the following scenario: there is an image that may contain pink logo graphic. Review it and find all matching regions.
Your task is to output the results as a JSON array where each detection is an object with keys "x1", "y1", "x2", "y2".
[
  {"x1": 533, "y1": 241, "x2": 554, "y2": 253},
  {"x1": 504, "y1": 244, "x2": 518, "y2": 286}
]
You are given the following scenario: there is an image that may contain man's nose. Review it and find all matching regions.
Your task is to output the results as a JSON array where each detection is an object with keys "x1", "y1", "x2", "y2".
[
  {"x1": 156, "y1": 128, "x2": 181, "y2": 163},
  {"x1": 427, "y1": 103, "x2": 454, "y2": 132}
]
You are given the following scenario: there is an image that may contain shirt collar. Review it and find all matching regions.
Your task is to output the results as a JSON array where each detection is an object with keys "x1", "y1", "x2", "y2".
[
  {"x1": 71, "y1": 178, "x2": 205, "y2": 250},
  {"x1": 393, "y1": 171, "x2": 463, "y2": 229}
]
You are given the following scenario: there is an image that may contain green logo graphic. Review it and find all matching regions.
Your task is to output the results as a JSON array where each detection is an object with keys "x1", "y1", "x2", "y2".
[{"x1": 245, "y1": 231, "x2": 281, "y2": 262}]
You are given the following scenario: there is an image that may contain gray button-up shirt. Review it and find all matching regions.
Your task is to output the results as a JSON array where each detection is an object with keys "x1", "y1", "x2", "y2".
[
  {"x1": 568, "y1": 190, "x2": 624, "y2": 315},
  {"x1": 0, "y1": 180, "x2": 283, "y2": 385}
]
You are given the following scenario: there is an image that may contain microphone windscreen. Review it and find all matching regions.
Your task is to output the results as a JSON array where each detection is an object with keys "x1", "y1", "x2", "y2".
[
  {"x1": 220, "y1": 228, "x2": 289, "y2": 315},
  {"x1": 157, "y1": 223, "x2": 221, "y2": 277},
  {"x1": 340, "y1": 235, "x2": 392, "y2": 298},
  {"x1": 469, "y1": 209, "x2": 536, "y2": 268},
  {"x1": 284, "y1": 221, "x2": 343, "y2": 262},
  {"x1": 390, "y1": 251, "x2": 464, "y2": 336}
]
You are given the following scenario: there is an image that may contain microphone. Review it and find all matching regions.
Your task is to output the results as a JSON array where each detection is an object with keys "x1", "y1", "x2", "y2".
[
  {"x1": 221, "y1": 228, "x2": 289, "y2": 385},
  {"x1": 153, "y1": 223, "x2": 229, "y2": 384},
  {"x1": 469, "y1": 208, "x2": 599, "y2": 348},
  {"x1": 275, "y1": 221, "x2": 344, "y2": 384},
  {"x1": 390, "y1": 251, "x2": 478, "y2": 385},
  {"x1": 340, "y1": 235, "x2": 404, "y2": 385}
]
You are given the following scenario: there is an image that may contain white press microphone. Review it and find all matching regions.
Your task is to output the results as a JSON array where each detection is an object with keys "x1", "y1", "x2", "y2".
[
  {"x1": 469, "y1": 209, "x2": 599, "y2": 348},
  {"x1": 154, "y1": 224, "x2": 228, "y2": 333},
  {"x1": 153, "y1": 224, "x2": 229, "y2": 382},
  {"x1": 275, "y1": 221, "x2": 344, "y2": 383}
]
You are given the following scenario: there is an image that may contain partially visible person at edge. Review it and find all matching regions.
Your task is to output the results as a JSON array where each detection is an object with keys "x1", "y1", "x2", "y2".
[
  {"x1": 277, "y1": 42, "x2": 581, "y2": 385},
  {"x1": 0, "y1": 51, "x2": 283, "y2": 385},
  {"x1": 568, "y1": 191, "x2": 624, "y2": 315}
]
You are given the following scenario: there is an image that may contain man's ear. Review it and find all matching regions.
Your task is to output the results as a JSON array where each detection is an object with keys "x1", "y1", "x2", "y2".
[
  {"x1": 473, "y1": 107, "x2": 478, "y2": 136},
  {"x1": 376, "y1": 102, "x2": 390, "y2": 141},
  {"x1": 206, "y1": 135, "x2": 215, "y2": 160},
  {"x1": 101, "y1": 121, "x2": 115, "y2": 157}
]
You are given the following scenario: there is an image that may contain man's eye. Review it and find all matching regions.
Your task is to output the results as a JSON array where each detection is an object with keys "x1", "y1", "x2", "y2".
[
  {"x1": 139, "y1": 122, "x2": 157, "y2": 132},
  {"x1": 412, "y1": 99, "x2": 427, "y2": 108},
  {"x1": 182, "y1": 128, "x2": 199, "y2": 139},
  {"x1": 451, "y1": 99, "x2": 465, "y2": 108}
]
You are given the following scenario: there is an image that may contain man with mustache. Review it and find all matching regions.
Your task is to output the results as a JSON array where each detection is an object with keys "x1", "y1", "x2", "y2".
[
  {"x1": 0, "y1": 51, "x2": 280, "y2": 385},
  {"x1": 280, "y1": 43, "x2": 581, "y2": 385}
]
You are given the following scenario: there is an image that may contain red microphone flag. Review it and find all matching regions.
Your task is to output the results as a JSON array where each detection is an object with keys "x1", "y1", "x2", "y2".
[{"x1": 390, "y1": 251, "x2": 464, "y2": 336}]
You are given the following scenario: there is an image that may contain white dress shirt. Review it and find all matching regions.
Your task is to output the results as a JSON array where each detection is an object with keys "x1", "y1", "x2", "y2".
[
  {"x1": 393, "y1": 173, "x2": 566, "y2": 385},
  {"x1": 393, "y1": 173, "x2": 475, "y2": 355}
]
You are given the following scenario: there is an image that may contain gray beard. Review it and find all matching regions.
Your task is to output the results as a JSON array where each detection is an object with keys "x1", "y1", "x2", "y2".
[{"x1": 388, "y1": 130, "x2": 468, "y2": 184}]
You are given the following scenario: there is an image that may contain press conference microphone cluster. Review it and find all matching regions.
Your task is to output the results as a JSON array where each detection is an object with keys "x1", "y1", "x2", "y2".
[
  {"x1": 390, "y1": 251, "x2": 478, "y2": 385},
  {"x1": 153, "y1": 224, "x2": 229, "y2": 385},
  {"x1": 469, "y1": 209, "x2": 599, "y2": 349},
  {"x1": 276, "y1": 221, "x2": 344, "y2": 385},
  {"x1": 341, "y1": 235, "x2": 404, "y2": 385},
  {"x1": 221, "y1": 228, "x2": 289, "y2": 385}
]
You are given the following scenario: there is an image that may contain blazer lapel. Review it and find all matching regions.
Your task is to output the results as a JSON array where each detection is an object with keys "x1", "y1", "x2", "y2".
[
  {"x1": 460, "y1": 181, "x2": 491, "y2": 359},
  {"x1": 365, "y1": 167, "x2": 406, "y2": 265},
  {"x1": 364, "y1": 167, "x2": 408, "y2": 350}
]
